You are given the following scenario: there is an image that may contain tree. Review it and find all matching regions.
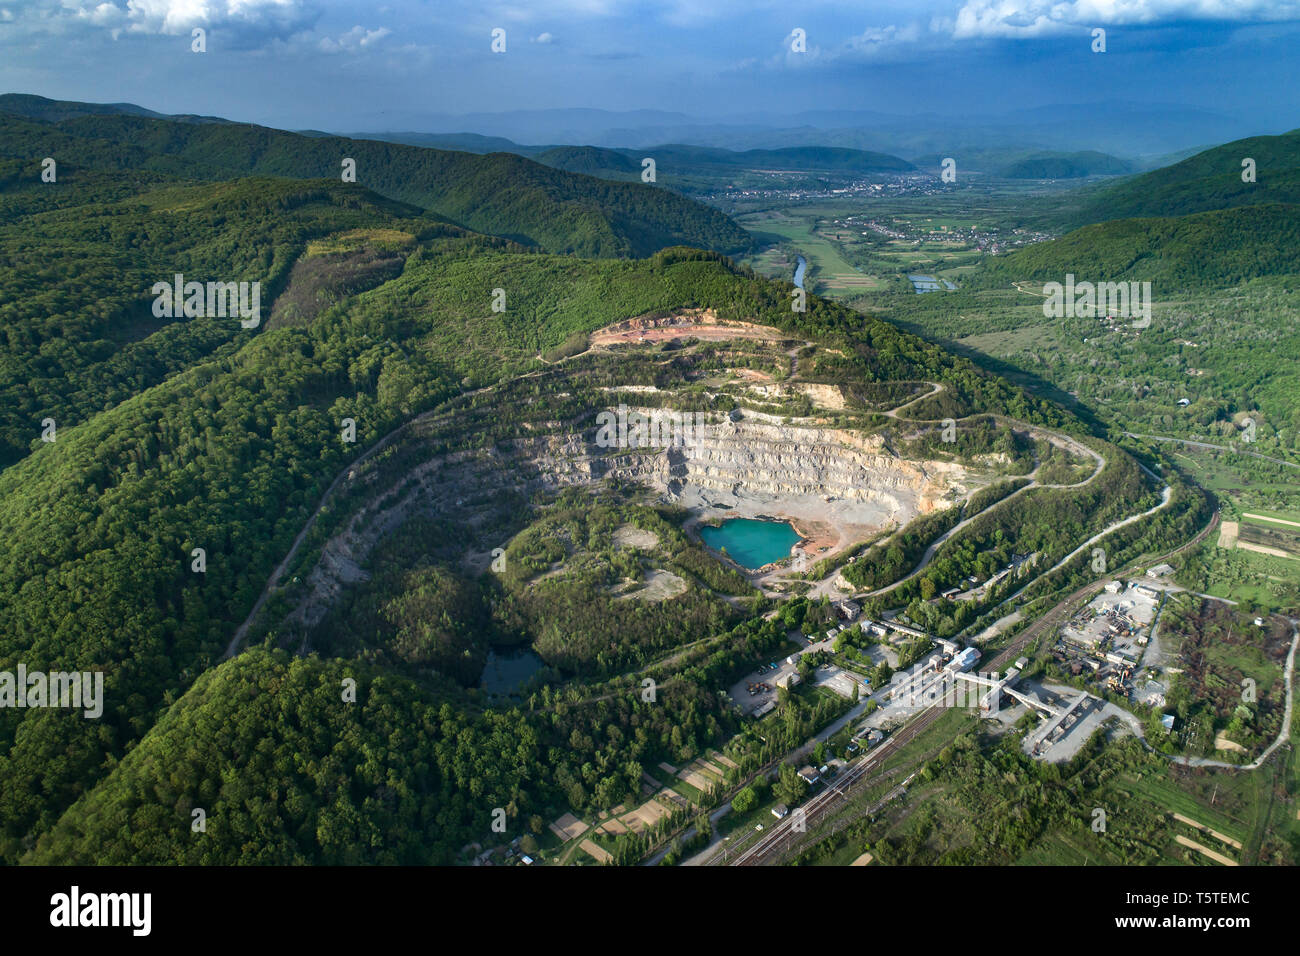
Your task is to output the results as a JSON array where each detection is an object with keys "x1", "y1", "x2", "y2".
[
  {"x1": 774, "y1": 764, "x2": 805, "y2": 805},
  {"x1": 694, "y1": 813, "x2": 712, "y2": 842},
  {"x1": 797, "y1": 656, "x2": 814, "y2": 682},
  {"x1": 731, "y1": 786, "x2": 758, "y2": 814}
]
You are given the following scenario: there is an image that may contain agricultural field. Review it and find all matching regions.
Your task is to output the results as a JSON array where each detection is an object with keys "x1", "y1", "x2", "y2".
[
  {"x1": 876, "y1": 279, "x2": 1300, "y2": 461},
  {"x1": 1173, "y1": 453, "x2": 1300, "y2": 612},
  {"x1": 738, "y1": 183, "x2": 1066, "y2": 301},
  {"x1": 739, "y1": 210, "x2": 884, "y2": 293},
  {"x1": 1235, "y1": 516, "x2": 1300, "y2": 560}
]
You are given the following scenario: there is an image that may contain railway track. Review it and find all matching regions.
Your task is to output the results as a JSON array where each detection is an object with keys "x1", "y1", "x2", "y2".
[
  {"x1": 984, "y1": 508, "x2": 1220, "y2": 672},
  {"x1": 727, "y1": 509, "x2": 1221, "y2": 866},
  {"x1": 728, "y1": 705, "x2": 945, "y2": 865}
]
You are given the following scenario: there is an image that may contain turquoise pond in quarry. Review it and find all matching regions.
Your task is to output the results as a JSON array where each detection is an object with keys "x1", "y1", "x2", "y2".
[{"x1": 698, "y1": 518, "x2": 802, "y2": 571}]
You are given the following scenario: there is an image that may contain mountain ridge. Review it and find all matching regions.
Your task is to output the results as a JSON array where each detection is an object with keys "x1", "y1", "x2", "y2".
[{"x1": 0, "y1": 101, "x2": 749, "y2": 259}]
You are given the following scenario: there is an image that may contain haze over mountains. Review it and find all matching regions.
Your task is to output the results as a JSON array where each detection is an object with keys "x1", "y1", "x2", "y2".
[
  {"x1": 4, "y1": 91, "x2": 1274, "y2": 171},
  {"x1": 5, "y1": 89, "x2": 1299, "y2": 370},
  {"x1": 4, "y1": 89, "x2": 1298, "y2": 297},
  {"x1": 345, "y1": 102, "x2": 1279, "y2": 163}
]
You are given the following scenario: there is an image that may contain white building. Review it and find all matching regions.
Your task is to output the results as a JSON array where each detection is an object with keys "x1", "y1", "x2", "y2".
[{"x1": 952, "y1": 647, "x2": 980, "y2": 672}]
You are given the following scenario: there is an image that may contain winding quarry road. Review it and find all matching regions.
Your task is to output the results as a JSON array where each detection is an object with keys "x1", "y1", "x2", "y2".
[
  {"x1": 1014, "y1": 484, "x2": 1173, "y2": 590},
  {"x1": 701, "y1": 386, "x2": 1212, "y2": 867},
  {"x1": 723, "y1": 503, "x2": 1225, "y2": 866},
  {"x1": 804, "y1": 380, "x2": 1135, "y2": 604},
  {"x1": 713, "y1": 395, "x2": 1292, "y2": 866},
  {"x1": 223, "y1": 360, "x2": 1250, "y2": 869},
  {"x1": 223, "y1": 422, "x2": 417, "y2": 659}
]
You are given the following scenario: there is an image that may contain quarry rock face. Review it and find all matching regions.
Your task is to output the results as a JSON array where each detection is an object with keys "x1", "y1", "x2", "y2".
[
  {"x1": 531, "y1": 408, "x2": 967, "y2": 521},
  {"x1": 283, "y1": 408, "x2": 975, "y2": 643}
]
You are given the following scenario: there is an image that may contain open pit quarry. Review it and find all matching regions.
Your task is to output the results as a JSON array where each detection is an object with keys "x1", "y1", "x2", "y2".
[
  {"x1": 262, "y1": 402, "x2": 980, "y2": 646},
  {"x1": 559, "y1": 407, "x2": 973, "y2": 560}
]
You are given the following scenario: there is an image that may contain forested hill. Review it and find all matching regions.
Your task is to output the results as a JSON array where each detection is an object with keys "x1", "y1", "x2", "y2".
[
  {"x1": 0, "y1": 92, "x2": 231, "y2": 126},
  {"x1": 536, "y1": 145, "x2": 641, "y2": 178},
  {"x1": 1067, "y1": 128, "x2": 1300, "y2": 224},
  {"x1": 536, "y1": 144, "x2": 915, "y2": 181},
  {"x1": 972, "y1": 203, "x2": 1300, "y2": 290},
  {"x1": 0, "y1": 201, "x2": 1070, "y2": 861},
  {"x1": 0, "y1": 174, "x2": 457, "y2": 470},
  {"x1": 998, "y1": 150, "x2": 1133, "y2": 179},
  {"x1": 0, "y1": 105, "x2": 750, "y2": 258}
]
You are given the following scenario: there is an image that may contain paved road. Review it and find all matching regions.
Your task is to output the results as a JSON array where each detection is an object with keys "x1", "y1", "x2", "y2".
[
  {"x1": 726, "y1": 702, "x2": 946, "y2": 865},
  {"x1": 985, "y1": 509, "x2": 1220, "y2": 650},
  {"x1": 801, "y1": 383, "x2": 1108, "y2": 603},
  {"x1": 673, "y1": 692, "x2": 875, "y2": 867},
  {"x1": 1124, "y1": 432, "x2": 1300, "y2": 471},
  {"x1": 726, "y1": 509, "x2": 1224, "y2": 866},
  {"x1": 717, "y1": 425, "x2": 1248, "y2": 865}
]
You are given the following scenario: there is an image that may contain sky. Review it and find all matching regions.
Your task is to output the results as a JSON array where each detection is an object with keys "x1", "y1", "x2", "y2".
[{"x1": 0, "y1": 1, "x2": 1297, "y2": 137}]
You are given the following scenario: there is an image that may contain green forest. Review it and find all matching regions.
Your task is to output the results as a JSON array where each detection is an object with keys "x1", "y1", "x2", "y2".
[
  {"x1": 0, "y1": 96, "x2": 1276, "y2": 867},
  {"x1": 0, "y1": 144, "x2": 1089, "y2": 862},
  {"x1": 0, "y1": 107, "x2": 749, "y2": 259}
]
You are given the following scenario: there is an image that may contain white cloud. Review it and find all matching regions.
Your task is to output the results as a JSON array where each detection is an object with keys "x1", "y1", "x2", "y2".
[
  {"x1": 318, "y1": 24, "x2": 391, "y2": 53},
  {"x1": 846, "y1": 22, "x2": 924, "y2": 54},
  {"x1": 100, "y1": 0, "x2": 307, "y2": 35},
  {"x1": 946, "y1": 0, "x2": 1300, "y2": 39},
  {"x1": 31, "y1": 0, "x2": 320, "y2": 43},
  {"x1": 530, "y1": 31, "x2": 555, "y2": 43},
  {"x1": 741, "y1": 19, "x2": 933, "y2": 71}
]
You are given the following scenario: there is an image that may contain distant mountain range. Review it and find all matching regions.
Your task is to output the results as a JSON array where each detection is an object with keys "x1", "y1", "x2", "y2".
[
  {"x1": 5, "y1": 92, "x2": 1295, "y2": 293},
  {"x1": 349, "y1": 134, "x2": 1135, "y2": 184},
  {"x1": 975, "y1": 128, "x2": 1300, "y2": 289},
  {"x1": 340, "y1": 101, "x2": 1278, "y2": 159},
  {"x1": 0, "y1": 95, "x2": 748, "y2": 258},
  {"x1": 534, "y1": 144, "x2": 915, "y2": 180}
]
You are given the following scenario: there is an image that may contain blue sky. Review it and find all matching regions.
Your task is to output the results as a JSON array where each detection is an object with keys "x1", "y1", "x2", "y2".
[{"x1": 0, "y1": 1, "x2": 1297, "y2": 135}]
